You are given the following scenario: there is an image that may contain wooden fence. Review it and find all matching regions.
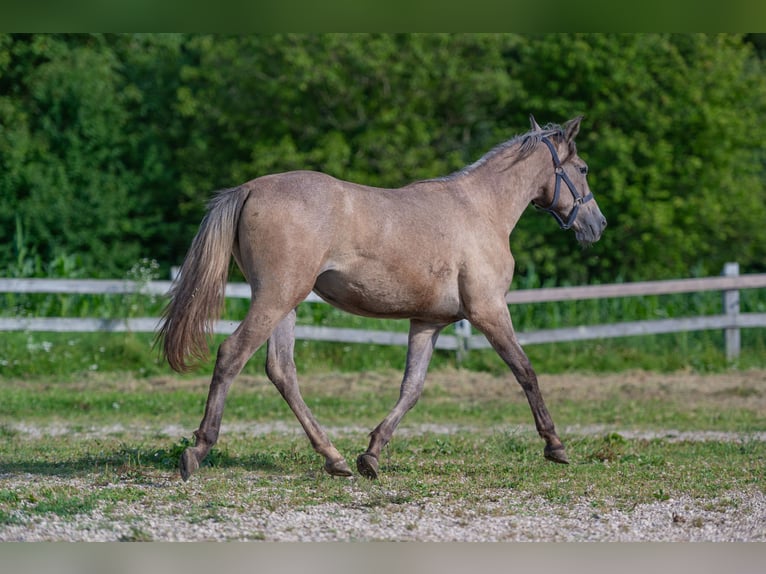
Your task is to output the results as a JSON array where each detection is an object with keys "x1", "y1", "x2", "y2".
[{"x1": 2, "y1": 263, "x2": 766, "y2": 361}]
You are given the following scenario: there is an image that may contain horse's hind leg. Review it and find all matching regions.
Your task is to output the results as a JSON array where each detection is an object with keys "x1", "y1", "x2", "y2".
[
  {"x1": 469, "y1": 303, "x2": 569, "y2": 464},
  {"x1": 180, "y1": 304, "x2": 284, "y2": 481},
  {"x1": 266, "y1": 309, "x2": 352, "y2": 477},
  {"x1": 357, "y1": 320, "x2": 444, "y2": 479}
]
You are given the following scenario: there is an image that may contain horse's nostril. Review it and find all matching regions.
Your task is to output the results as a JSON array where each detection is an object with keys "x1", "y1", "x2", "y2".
[{"x1": 601, "y1": 217, "x2": 607, "y2": 228}]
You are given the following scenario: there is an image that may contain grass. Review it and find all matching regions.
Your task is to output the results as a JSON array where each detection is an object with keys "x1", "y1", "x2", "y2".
[
  {"x1": 2, "y1": 321, "x2": 766, "y2": 382},
  {"x1": 1, "y1": 258, "x2": 765, "y2": 539},
  {"x1": 2, "y1": 370, "x2": 762, "y2": 432},
  {"x1": 2, "y1": 255, "x2": 766, "y2": 380},
  {"x1": 0, "y1": 369, "x2": 763, "y2": 539},
  {"x1": 1, "y1": 431, "x2": 762, "y2": 532}
]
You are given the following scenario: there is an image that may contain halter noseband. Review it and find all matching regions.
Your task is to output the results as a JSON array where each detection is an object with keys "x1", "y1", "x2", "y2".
[{"x1": 535, "y1": 136, "x2": 594, "y2": 230}]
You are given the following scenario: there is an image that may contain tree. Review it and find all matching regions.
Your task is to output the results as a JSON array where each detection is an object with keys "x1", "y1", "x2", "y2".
[
  {"x1": 2, "y1": 34, "x2": 764, "y2": 284},
  {"x1": 507, "y1": 34, "x2": 766, "y2": 282},
  {"x1": 0, "y1": 34, "x2": 147, "y2": 274}
]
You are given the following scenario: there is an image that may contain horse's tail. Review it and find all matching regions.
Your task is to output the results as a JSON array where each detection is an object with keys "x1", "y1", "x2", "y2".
[{"x1": 156, "y1": 185, "x2": 251, "y2": 372}]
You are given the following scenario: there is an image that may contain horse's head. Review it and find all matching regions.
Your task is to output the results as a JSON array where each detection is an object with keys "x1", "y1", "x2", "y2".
[{"x1": 529, "y1": 115, "x2": 606, "y2": 246}]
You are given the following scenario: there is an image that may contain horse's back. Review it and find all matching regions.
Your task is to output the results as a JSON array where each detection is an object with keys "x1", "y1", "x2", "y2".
[
  {"x1": 236, "y1": 170, "x2": 468, "y2": 321},
  {"x1": 241, "y1": 169, "x2": 465, "y2": 240}
]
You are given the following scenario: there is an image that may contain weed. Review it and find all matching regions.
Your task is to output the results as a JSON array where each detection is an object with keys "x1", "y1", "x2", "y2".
[
  {"x1": 361, "y1": 489, "x2": 414, "y2": 509},
  {"x1": 186, "y1": 504, "x2": 225, "y2": 525},
  {"x1": 32, "y1": 493, "x2": 98, "y2": 517},
  {"x1": 0, "y1": 509, "x2": 24, "y2": 526},
  {"x1": 587, "y1": 433, "x2": 627, "y2": 462},
  {"x1": 652, "y1": 488, "x2": 671, "y2": 502},
  {"x1": 119, "y1": 526, "x2": 154, "y2": 542},
  {"x1": 147, "y1": 437, "x2": 193, "y2": 469},
  {"x1": 243, "y1": 531, "x2": 267, "y2": 541}
]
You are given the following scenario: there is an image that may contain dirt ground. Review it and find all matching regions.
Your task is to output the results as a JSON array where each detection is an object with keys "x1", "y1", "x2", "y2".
[{"x1": 117, "y1": 366, "x2": 766, "y2": 413}]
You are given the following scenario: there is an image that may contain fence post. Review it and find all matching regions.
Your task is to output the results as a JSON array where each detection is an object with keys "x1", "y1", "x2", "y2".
[
  {"x1": 722, "y1": 262, "x2": 740, "y2": 362},
  {"x1": 454, "y1": 319, "x2": 472, "y2": 365}
]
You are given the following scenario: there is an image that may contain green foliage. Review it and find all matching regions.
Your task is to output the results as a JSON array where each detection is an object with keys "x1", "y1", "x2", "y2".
[
  {"x1": 0, "y1": 35, "x2": 142, "y2": 274},
  {"x1": 508, "y1": 34, "x2": 766, "y2": 282},
  {"x1": 1, "y1": 34, "x2": 765, "y2": 284}
]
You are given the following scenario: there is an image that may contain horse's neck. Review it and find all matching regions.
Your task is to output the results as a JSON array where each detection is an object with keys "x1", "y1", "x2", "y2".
[{"x1": 460, "y1": 153, "x2": 542, "y2": 237}]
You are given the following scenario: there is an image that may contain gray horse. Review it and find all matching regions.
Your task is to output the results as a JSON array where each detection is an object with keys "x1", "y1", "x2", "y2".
[{"x1": 157, "y1": 115, "x2": 607, "y2": 481}]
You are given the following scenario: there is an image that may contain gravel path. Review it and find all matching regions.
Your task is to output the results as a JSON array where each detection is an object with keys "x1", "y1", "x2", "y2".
[
  {"x1": 2, "y1": 420, "x2": 764, "y2": 542},
  {"x1": 1, "y1": 471, "x2": 763, "y2": 542}
]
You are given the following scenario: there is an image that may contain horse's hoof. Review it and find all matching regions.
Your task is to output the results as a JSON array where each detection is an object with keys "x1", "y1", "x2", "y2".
[
  {"x1": 544, "y1": 444, "x2": 570, "y2": 464},
  {"x1": 356, "y1": 453, "x2": 379, "y2": 479},
  {"x1": 180, "y1": 448, "x2": 200, "y2": 481},
  {"x1": 325, "y1": 458, "x2": 353, "y2": 477}
]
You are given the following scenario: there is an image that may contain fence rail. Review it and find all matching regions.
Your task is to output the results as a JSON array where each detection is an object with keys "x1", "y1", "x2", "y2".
[{"x1": 2, "y1": 263, "x2": 766, "y2": 361}]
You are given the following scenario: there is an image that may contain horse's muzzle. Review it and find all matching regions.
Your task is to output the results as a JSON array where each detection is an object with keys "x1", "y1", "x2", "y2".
[{"x1": 574, "y1": 212, "x2": 607, "y2": 246}]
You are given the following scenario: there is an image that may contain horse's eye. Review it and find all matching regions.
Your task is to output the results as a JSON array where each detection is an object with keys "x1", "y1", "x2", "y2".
[{"x1": 579, "y1": 166, "x2": 588, "y2": 175}]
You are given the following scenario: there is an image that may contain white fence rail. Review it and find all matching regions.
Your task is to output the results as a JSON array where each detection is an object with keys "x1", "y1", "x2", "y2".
[{"x1": 2, "y1": 263, "x2": 766, "y2": 361}]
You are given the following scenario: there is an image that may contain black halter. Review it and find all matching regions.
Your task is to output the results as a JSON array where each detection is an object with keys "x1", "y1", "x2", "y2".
[{"x1": 535, "y1": 136, "x2": 594, "y2": 230}]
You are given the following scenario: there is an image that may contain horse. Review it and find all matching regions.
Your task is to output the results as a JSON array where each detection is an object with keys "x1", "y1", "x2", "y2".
[{"x1": 157, "y1": 115, "x2": 607, "y2": 481}]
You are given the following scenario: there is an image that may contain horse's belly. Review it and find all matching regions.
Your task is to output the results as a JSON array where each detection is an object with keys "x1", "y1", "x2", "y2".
[{"x1": 313, "y1": 268, "x2": 460, "y2": 321}]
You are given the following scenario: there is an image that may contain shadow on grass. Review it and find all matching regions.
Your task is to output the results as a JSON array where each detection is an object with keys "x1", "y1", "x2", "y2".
[{"x1": 0, "y1": 438, "x2": 293, "y2": 479}]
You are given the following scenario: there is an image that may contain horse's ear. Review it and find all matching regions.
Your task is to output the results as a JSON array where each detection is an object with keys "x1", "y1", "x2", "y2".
[
  {"x1": 564, "y1": 115, "x2": 583, "y2": 142},
  {"x1": 529, "y1": 114, "x2": 543, "y2": 131}
]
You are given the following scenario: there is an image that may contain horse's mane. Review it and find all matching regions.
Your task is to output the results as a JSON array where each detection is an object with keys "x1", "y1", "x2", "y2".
[
  {"x1": 432, "y1": 123, "x2": 568, "y2": 182},
  {"x1": 513, "y1": 124, "x2": 566, "y2": 161}
]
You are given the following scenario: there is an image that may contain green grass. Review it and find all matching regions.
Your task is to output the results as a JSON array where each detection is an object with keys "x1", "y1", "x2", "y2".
[
  {"x1": 1, "y1": 370, "x2": 764, "y2": 507},
  {"x1": 2, "y1": 370, "x2": 762, "y2": 433},
  {"x1": 2, "y1": 259, "x2": 765, "y2": 537},
  {"x1": 1, "y1": 431, "x2": 762, "y2": 528},
  {"x1": 2, "y1": 277, "x2": 766, "y2": 380},
  {"x1": 2, "y1": 323, "x2": 766, "y2": 383},
  {"x1": 1, "y1": 368, "x2": 763, "y2": 539},
  {"x1": 3, "y1": 252, "x2": 766, "y2": 378}
]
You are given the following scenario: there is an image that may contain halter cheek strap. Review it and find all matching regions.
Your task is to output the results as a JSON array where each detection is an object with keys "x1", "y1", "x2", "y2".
[{"x1": 537, "y1": 137, "x2": 594, "y2": 230}]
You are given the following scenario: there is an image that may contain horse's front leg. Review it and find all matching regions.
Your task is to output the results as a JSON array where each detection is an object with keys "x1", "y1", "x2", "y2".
[
  {"x1": 468, "y1": 302, "x2": 569, "y2": 464},
  {"x1": 357, "y1": 320, "x2": 444, "y2": 479},
  {"x1": 266, "y1": 310, "x2": 352, "y2": 477}
]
